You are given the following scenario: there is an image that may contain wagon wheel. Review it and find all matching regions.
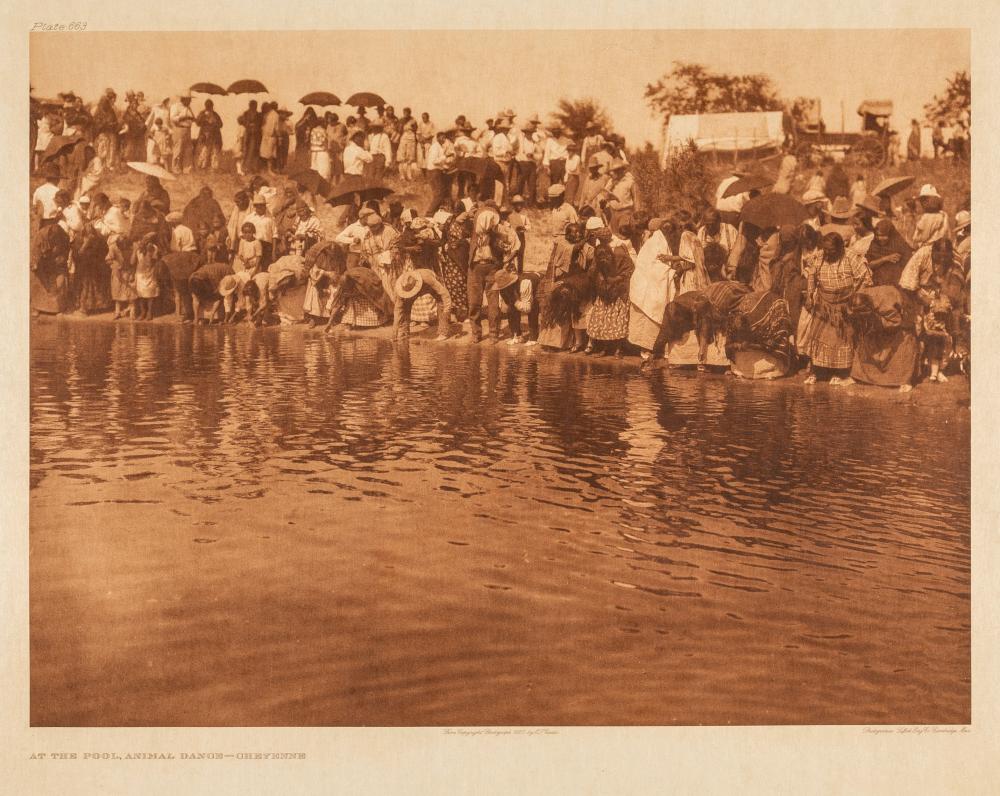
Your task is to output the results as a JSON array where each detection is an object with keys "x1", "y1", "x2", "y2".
[{"x1": 849, "y1": 135, "x2": 886, "y2": 168}]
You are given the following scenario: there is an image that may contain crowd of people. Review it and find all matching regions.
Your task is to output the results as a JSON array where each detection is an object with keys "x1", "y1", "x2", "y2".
[{"x1": 30, "y1": 88, "x2": 971, "y2": 392}]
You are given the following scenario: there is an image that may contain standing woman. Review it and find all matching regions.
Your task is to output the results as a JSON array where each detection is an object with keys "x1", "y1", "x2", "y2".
[
  {"x1": 438, "y1": 203, "x2": 472, "y2": 321},
  {"x1": 30, "y1": 212, "x2": 72, "y2": 316},
  {"x1": 586, "y1": 227, "x2": 634, "y2": 357},
  {"x1": 132, "y1": 234, "x2": 161, "y2": 321},
  {"x1": 309, "y1": 118, "x2": 332, "y2": 181},
  {"x1": 798, "y1": 232, "x2": 873, "y2": 385},
  {"x1": 865, "y1": 219, "x2": 912, "y2": 286},
  {"x1": 397, "y1": 119, "x2": 419, "y2": 182},
  {"x1": 537, "y1": 221, "x2": 584, "y2": 350},
  {"x1": 70, "y1": 214, "x2": 111, "y2": 315},
  {"x1": 294, "y1": 107, "x2": 318, "y2": 173},
  {"x1": 628, "y1": 217, "x2": 678, "y2": 370}
]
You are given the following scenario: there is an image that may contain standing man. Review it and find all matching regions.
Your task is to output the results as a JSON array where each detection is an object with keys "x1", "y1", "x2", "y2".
[
  {"x1": 513, "y1": 121, "x2": 537, "y2": 206},
  {"x1": 466, "y1": 201, "x2": 508, "y2": 343},
  {"x1": 417, "y1": 112, "x2": 436, "y2": 174},
  {"x1": 343, "y1": 130, "x2": 374, "y2": 176},
  {"x1": 245, "y1": 193, "x2": 277, "y2": 267},
  {"x1": 169, "y1": 93, "x2": 196, "y2": 174},
  {"x1": 424, "y1": 129, "x2": 456, "y2": 216},
  {"x1": 543, "y1": 124, "x2": 570, "y2": 188},
  {"x1": 367, "y1": 120, "x2": 393, "y2": 181},
  {"x1": 489, "y1": 118, "x2": 514, "y2": 195}
]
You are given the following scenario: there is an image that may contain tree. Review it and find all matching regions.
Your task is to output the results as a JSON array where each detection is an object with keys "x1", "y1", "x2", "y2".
[
  {"x1": 924, "y1": 70, "x2": 970, "y2": 126},
  {"x1": 550, "y1": 97, "x2": 613, "y2": 141},
  {"x1": 645, "y1": 61, "x2": 783, "y2": 123}
]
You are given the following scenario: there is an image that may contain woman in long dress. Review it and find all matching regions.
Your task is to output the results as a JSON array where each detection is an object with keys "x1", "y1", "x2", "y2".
[
  {"x1": 628, "y1": 218, "x2": 678, "y2": 369},
  {"x1": 309, "y1": 120, "x2": 331, "y2": 181},
  {"x1": 586, "y1": 228, "x2": 634, "y2": 357},
  {"x1": 30, "y1": 220, "x2": 71, "y2": 315},
  {"x1": 537, "y1": 222, "x2": 584, "y2": 350},
  {"x1": 71, "y1": 222, "x2": 111, "y2": 314},
  {"x1": 797, "y1": 232, "x2": 873, "y2": 384},
  {"x1": 846, "y1": 284, "x2": 920, "y2": 391},
  {"x1": 438, "y1": 207, "x2": 471, "y2": 321}
]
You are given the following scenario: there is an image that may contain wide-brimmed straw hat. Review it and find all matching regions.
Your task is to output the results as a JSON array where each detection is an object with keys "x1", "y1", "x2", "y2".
[
  {"x1": 395, "y1": 270, "x2": 423, "y2": 299},
  {"x1": 584, "y1": 216, "x2": 605, "y2": 231},
  {"x1": 218, "y1": 274, "x2": 240, "y2": 297},
  {"x1": 609, "y1": 158, "x2": 627, "y2": 172},
  {"x1": 801, "y1": 188, "x2": 828, "y2": 206},
  {"x1": 826, "y1": 197, "x2": 854, "y2": 220},
  {"x1": 854, "y1": 195, "x2": 883, "y2": 216},
  {"x1": 955, "y1": 210, "x2": 970, "y2": 232},
  {"x1": 488, "y1": 270, "x2": 519, "y2": 293},
  {"x1": 547, "y1": 184, "x2": 565, "y2": 198},
  {"x1": 918, "y1": 183, "x2": 940, "y2": 198}
]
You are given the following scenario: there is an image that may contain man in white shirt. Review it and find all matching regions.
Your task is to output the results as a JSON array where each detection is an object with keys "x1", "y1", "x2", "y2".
[
  {"x1": 33, "y1": 166, "x2": 63, "y2": 226},
  {"x1": 513, "y1": 122, "x2": 537, "y2": 207},
  {"x1": 489, "y1": 119, "x2": 514, "y2": 192},
  {"x1": 167, "y1": 211, "x2": 197, "y2": 252},
  {"x1": 169, "y1": 94, "x2": 196, "y2": 175},
  {"x1": 343, "y1": 130, "x2": 374, "y2": 177},
  {"x1": 543, "y1": 126, "x2": 570, "y2": 184},
  {"x1": 245, "y1": 193, "x2": 277, "y2": 265},
  {"x1": 366, "y1": 121, "x2": 393, "y2": 181},
  {"x1": 424, "y1": 129, "x2": 456, "y2": 216}
]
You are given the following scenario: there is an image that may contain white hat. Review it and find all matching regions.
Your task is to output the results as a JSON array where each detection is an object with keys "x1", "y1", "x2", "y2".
[
  {"x1": 918, "y1": 183, "x2": 940, "y2": 198},
  {"x1": 584, "y1": 216, "x2": 605, "y2": 231},
  {"x1": 955, "y1": 210, "x2": 970, "y2": 231},
  {"x1": 252, "y1": 192, "x2": 267, "y2": 205}
]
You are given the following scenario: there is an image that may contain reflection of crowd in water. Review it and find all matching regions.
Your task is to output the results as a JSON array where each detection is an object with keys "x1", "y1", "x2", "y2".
[{"x1": 30, "y1": 91, "x2": 970, "y2": 392}]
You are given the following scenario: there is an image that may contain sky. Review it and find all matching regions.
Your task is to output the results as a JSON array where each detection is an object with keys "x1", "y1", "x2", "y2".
[{"x1": 30, "y1": 29, "x2": 969, "y2": 151}]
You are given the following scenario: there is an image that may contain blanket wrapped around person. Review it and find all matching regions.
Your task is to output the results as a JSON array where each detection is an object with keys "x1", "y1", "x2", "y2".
[
  {"x1": 725, "y1": 290, "x2": 795, "y2": 379},
  {"x1": 845, "y1": 284, "x2": 920, "y2": 388},
  {"x1": 541, "y1": 269, "x2": 594, "y2": 330}
]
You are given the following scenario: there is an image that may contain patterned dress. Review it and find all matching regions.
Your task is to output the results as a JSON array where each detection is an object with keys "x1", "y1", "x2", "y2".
[{"x1": 439, "y1": 218, "x2": 470, "y2": 321}]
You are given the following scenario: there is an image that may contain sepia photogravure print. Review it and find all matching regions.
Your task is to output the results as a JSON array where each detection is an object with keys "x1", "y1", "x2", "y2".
[{"x1": 25, "y1": 26, "x2": 972, "y2": 732}]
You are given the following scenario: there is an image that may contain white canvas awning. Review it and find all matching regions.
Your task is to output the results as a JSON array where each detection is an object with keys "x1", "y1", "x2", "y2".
[{"x1": 662, "y1": 111, "x2": 786, "y2": 164}]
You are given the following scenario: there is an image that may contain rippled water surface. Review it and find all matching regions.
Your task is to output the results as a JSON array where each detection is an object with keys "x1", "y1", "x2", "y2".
[{"x1": 30, "y1": 320, "x2": 970, "y2": 726}]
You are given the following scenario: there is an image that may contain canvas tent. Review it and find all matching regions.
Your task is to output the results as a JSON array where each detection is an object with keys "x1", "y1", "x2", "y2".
[{"x1": 662, "y1": 110, "x2": 786, "y2": 165}]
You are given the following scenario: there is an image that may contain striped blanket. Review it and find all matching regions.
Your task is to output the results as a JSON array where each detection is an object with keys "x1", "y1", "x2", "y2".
[{"x1": 725, "y1": 290, "x2": 794, "y2": 371}]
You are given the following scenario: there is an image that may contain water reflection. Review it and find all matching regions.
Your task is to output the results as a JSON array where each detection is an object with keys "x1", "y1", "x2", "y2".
[{"x1": 30, "y1": 320, "x2": 970, "y2": 726}]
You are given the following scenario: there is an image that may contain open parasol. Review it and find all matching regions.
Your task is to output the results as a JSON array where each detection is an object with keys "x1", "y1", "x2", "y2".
[
  {"x1": 41, "y1": 134, "x2": 83, "y2": 163},
  {"x1": 127, "y1": 161, "x2": 177, "y2": 181},
  {"x1": 227, "y1": 79, "x2": 269, "y2": 95},
  {"x1": 722, "y1": 174, "x2": 772, "y2": 198},
  {"x1": 346, "y1": 92, "x2": 386, "y2": 107},
  {"x1": 299, "y1": 92, "x2": 342, "y2": 107},
  {"x1": 327, "y1": 176, "x2": 394, "y2": 207},
  {"x1": 739, "y1": 193, "x2": 807, "y2": 229},
  {"x1": 290, "y1": 169, "x2": 332, "y2": 198},
  {"x1": 190, "y1": 82, "x2": 228, "y2": 96},
  {"x1": 872, "y1": 176, "x2": 916, "y2": 198}
]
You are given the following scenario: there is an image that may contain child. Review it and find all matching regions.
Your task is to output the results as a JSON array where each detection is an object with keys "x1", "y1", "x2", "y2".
[
  {"x1": 918, "y1": 239, "x2": 957, "y2": 383},
  {"x1": 132, "y1": 236, "x2": 160, "y2": 320},
  {"x1": 230, "y1": 221, "x2": 262, "y2": 322},
  {"x1": 508, "y1": 195, "x2": 531, "y2": 275},
  {"x1": 150, "y1": 118, "x2": 172, "y2": 167}
]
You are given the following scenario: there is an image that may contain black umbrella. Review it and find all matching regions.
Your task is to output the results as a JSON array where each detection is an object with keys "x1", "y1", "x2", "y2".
[
  {"x1": 872, "y1": 176, "x2": 915, "y2": 198},
  {"x1": 227, "y1": 79, "x2": 269, "y2": 95},
  {"x1": 739, "y1": 193, "x2": 808, "y2": 229},
  {"x1": 190, "y1": 82, "x2": 228, "y2": 96},
  {"x1": 291, "y1": 169, "x2": 332, "y2": 198},
  {"x1": 721, "y1": 174, "x2": 772, "y2": 198},
  {"x1": 299, "y1": 92, "x2": 342, "y2": 107},
  {"x1": 327, "y1": 176, "x2": 394, "y2": 207},
  {"x1": 346, "y1": 92, "x2": 386, "y2": 107}
]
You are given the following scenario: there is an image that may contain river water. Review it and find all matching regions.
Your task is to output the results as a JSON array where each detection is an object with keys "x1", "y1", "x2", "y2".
[{"x1": 29, "y1": 320, "x2": 970, "y2": 726}]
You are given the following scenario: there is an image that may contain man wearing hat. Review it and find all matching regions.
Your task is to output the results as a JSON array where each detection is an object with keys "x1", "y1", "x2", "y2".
[
  {"x1": 548, "y1": 183, "x2": 578, "y2": 234},
  {"x1": 955, "y1": 210, "x2": 971, "y2": 262},
  {"x1": 801, "y1": 187, "x2": 829, "y2": 231},
  {"x1": 511, "y1": 121, "x2": 537, "y2": 205},
  {"x1": 189, "y1": 261, "x2": 236, "y2": 324},
  {"x1": 425, "y1": 128, "x2": 457, "y2": 216},
  {"x1": 169, "y1": 92, "x2": 196, "y2": 175},
  {"x1": 577, "y1": 155, "x2": 609, "y2": 215},
  {"x1": 604, "y1": 159, "x2": 636, "y2": 235},
  {"x1": 820, "y1": 197, "x2": 856, "y2": 244},
  {"x1": 542, "y1": 124, "x2": 570, "y2": 187},
  {"x1": 367, "y1": 120, "x2": 393, "y2": 182},
  {"x1": 392, "y1": 268, "x2": 452, "y2": 342},
  {"x1": 490, "y1": 268, "x2": 542, "y2": 346},
  {"x1": 489, "y1": 118, "x2": 514, "y2": 192},
  {"x1": 581, "y1": 122, "x2": 605, "y2": 171},
  {"x1": 564, "y1": 140, "x2": 582, "y2": 206},
  {"x1": 245, "y1": 193, "x2": 277, "y2": 267}
]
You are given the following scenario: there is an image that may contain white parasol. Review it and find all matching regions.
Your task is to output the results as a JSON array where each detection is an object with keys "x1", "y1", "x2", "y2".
[{"x1": 127, "y1": 161, "x2": 177, "y2": 181}]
